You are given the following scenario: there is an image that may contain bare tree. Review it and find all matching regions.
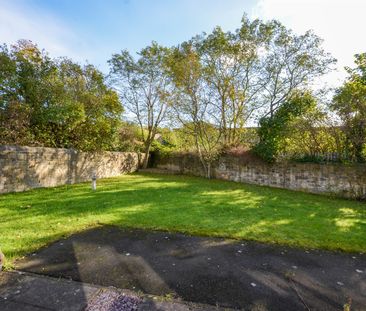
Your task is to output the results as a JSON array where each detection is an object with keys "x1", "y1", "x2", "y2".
[{"x1": 109, "y1": 42, "x2": 171, "y2": 168}]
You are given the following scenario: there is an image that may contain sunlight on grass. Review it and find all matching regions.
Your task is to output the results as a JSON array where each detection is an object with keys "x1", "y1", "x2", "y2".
[
  {"x1": 334, "y1": 218, "x2": 360, "y2": 232},
  {"x1": 1, "y1": 172, "x2": 366, "y2": 264}
]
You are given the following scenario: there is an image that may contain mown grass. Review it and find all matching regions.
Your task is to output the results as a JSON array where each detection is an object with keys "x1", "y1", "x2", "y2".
[{"x1": 1, "y1": 173, "x2": 365, "y2": 264}]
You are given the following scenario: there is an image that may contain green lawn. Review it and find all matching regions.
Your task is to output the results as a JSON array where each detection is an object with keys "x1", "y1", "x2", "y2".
[{"x1": 1, "y1": 173, "x2": 366, "y2": 265}]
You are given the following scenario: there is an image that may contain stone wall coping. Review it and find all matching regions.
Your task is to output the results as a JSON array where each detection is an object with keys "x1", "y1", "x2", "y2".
[{"x1": 0, "y1": 145, "x2": 141, "y2": 156}]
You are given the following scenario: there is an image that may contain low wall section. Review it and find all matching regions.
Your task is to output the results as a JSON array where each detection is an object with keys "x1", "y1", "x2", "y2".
[
  {"x1": 156, "y1": 153, "x2": 366, "y2": 199},
  {"x1": 0, "y1": 145, "x2": 143, "y2": 193}
]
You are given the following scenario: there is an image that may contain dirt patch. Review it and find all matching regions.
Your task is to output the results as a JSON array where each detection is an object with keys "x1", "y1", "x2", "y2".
[{"x1": 15, "y1": 226, "x2": 366, "y2": 310}]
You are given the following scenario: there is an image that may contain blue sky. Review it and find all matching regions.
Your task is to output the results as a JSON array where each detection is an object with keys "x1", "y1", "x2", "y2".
[
  {"x1": 0, "y1": 0, "x2": 255, "y2": 69},
  {"x1": 1, "y1": 0, "x2": 365, "y2": 86}
]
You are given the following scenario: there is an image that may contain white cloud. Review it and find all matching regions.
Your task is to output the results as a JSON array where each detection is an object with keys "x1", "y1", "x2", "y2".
[
  {"x1": 0, "y1": 0, "x2": 88, "y2": 63},
  {"x1": 251, "y1": 0, "x2": 366, "y2": 87}
]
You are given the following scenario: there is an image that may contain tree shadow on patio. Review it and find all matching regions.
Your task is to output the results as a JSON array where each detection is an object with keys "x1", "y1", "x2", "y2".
[{"x1": 14, "y1": 225, "x2": 366, "y2": 310}]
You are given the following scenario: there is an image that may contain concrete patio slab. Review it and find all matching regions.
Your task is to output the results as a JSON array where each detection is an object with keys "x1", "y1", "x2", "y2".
[{"x1": 14, "y1": 226, "x2": 366, "y2": 310}]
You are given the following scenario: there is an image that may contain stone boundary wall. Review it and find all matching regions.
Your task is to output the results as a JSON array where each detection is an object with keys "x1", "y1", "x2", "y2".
[
  {"x1": 156, "y1": 153, "x2": 366, "y2": 199},
  {"x1": 0, "y1": 145, "x2": 144, "y2": 193}
]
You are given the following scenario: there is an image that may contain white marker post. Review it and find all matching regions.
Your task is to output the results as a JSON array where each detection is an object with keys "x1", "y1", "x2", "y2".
[{"x1": 91, "y1": 173, "x2": 97, "y2": 191}]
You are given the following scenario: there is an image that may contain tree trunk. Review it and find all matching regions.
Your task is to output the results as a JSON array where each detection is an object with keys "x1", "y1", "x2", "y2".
[
  {"x1": 142, "y1": 142, "x2": 151, "y2": 169},
  {"x1": 355, "y1": 144, "x2": 365, "y2": 163}
]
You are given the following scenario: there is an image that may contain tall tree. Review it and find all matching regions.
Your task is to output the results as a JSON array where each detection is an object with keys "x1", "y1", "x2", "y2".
[
  {"x1": 0, "y1": 40, "x2": 122, "y2": 150},
  {"x1": 167, "y1": 42, "x2": 222, "y2": 178},
  {"x1": 0, "y1": 40, "x2": 59, "y2": 146},
  {"x1": 58, "y1": 60, "x2": 123, "y2": 151},
  {"x1": 195, "y1": 17, "x2": 266, "y2": 146},
  {"x1": 109, "y1": 42, "x2": 171, "y2": 168},
  {"x1": 0, "y1": 43, "x2": 33, "y2": 144},
  {"x1": 332, "y1": 53, "x2": 366, "y2": 162},
  {"x1": 167, "y1": 15, "x2": 335, "y2": 166},
  {"x1": 258, "y1": 21, "x2": 335, "y2": 118}
]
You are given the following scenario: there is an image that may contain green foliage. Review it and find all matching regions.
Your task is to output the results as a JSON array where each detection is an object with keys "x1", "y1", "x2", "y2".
[
  {"x1": 0, "y1": 40, "x2": 123, "y2": 151},
  {"x1": 164, "y1": 14, "x2": 335, "y2": 168},
  {"x1": 332, "y1": 53, "x2": 366, "y2": 162},
  {"x1": 150, "y1": 141, "x2": 174, "y2": 159},
  {"x1": 0, "y1": 15, "x2": 357, "y2": 163},
  {"x1": 254, "y1": 90, "x2": 317, "y2": 162},
  {"x1": 116, "y1": 122, "x2": 144, "y2": 152},
  {"x1": 172, "y1": 126, "x2": 200, "y2": 152},
  {"x1": 278, "y1": 105, "x2": 349, "y2": 162}
]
